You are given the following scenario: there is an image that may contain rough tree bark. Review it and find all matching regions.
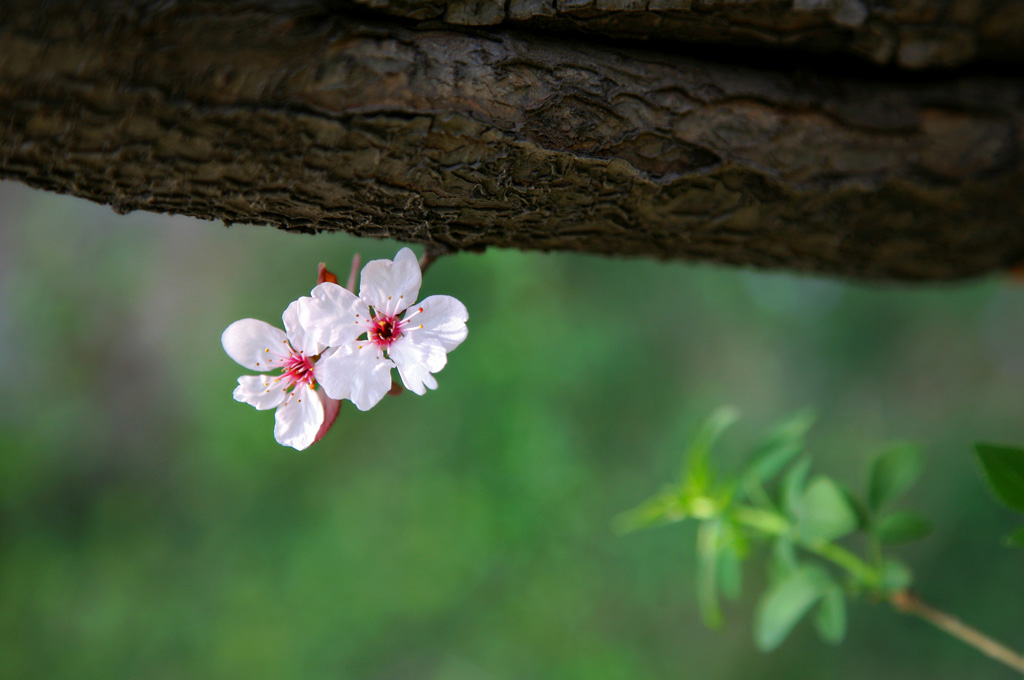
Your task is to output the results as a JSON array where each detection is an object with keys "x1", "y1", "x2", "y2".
[{"x1": 1, "y1": 0, "x2": 1023, "y2": 280}]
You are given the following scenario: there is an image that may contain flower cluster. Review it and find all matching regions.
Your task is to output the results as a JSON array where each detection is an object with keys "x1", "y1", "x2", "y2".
[{"x1": 221, "y1": 248, "x2": 468, "y2": 450}]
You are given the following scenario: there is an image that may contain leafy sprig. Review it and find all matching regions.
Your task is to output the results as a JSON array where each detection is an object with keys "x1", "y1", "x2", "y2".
[
  {"x1": 617, "y1": 408, "x2": 931, "y2": 650},
  {"x1": 620, "y1": 409, "x2": 1024, "y2": 676}
]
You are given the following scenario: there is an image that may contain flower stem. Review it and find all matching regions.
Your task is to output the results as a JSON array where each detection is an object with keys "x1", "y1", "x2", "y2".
[
  {"x1": 890, "y1": 590, "x2": 1024, "y2": 675},
  {"x1": 346, "y1": 253, "x2": 361, "y2": 292},
  {"x1": 419, "y1": 243, "x2": 450, "y2": 274}
]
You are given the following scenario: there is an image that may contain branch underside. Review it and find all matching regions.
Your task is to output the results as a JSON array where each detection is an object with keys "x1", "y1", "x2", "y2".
[
  {"x1": 1, "y1": 1, "x2": 1023, "y2": 280},
  {"x1": 354, "y1": 0, "x2": 1024, "y2": 70}
]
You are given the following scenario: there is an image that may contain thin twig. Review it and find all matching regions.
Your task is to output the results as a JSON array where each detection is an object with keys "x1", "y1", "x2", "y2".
[
  {"x1": 418, "y1": 243, "x2": 450, "y2": 275},
  {"x1": 890, "y1": 590, "x2": 1024, "y2": 675}
]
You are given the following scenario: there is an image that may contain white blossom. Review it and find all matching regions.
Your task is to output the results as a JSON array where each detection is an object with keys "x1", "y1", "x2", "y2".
[
  {"x1": 297, "y1": 248, "x2": 468, "y2": 411},
  {"x1": 221, "y1": 299, "x2": 339, "y2": 450}
]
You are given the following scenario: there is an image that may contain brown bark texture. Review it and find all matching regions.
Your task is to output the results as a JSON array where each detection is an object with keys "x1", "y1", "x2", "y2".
[
  {"x1": 356, "y1": 0, "x2": 1024, "y2": 69},
  {"x1": 1, "y1": 0, "x2": 1023, "y2": 280}
]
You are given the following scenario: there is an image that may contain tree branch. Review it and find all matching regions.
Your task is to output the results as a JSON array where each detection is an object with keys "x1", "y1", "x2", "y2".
[
  {"x1": 2, "y1": 1, "x2": 1023, "y2": 280},
  {"x1": 355, "y1": 0, "x2": 1024, "y2": 69}
]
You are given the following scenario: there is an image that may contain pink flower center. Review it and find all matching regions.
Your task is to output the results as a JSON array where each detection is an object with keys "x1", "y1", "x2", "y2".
[
  {"x1": 282, "y1": 351, "x2": 316, "y2": 387},
  {"x1": 370, "y1": 314, "x2": 403, "y2": 348}
]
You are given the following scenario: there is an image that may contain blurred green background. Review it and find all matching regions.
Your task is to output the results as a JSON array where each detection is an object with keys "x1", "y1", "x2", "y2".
[{"x1": 0, "y1": 180, "x2": 1021, "y2": 679}]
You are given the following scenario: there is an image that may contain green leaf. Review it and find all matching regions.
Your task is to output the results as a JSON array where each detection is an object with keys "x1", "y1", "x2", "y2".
[
  {"x1": 612, "y1": 489, "x2": 686, "y2": 534},
  {"x1": 683, "y1": 407, "x2": 740, "y2": 492},
  {"x1": 754, "y1": 566, "x2": 831, "y2": 652},
  {"x1": 814, "y1": 586, "x2": 847, "y2": 645},
  {"x1": 975, "y1": 444, "x2": 1024, "y2": 514},
  {"x1": 718, "y1": 547, "x2": 742, "y2": 601},
  {"x1": 868, "y1": 444, "x2": 923, "y2": 511},
  {"x1": 780, "y1": 458, "x2": 812, "y2": 520},
  {"x1": 696, "y1": 519, "x2": 747, "y2": 626},
  {"x1": 696, "y1": 520, "x2": 724, "y2": 628},
  {"x1": 769, "y1": 538, "x2": 799, "y2": 584},
  {"x1": 838, "y1": 483, "x2": 871, "y2": 531},
  {"x1": 875, "y1": 512, "x2": 934, "y2": 546},
  {"x1": 799, "y1": 477, "x2": 858, "y2": 543},
  {"x1": 742, "y1": 410, "x2": 815, "y2": 487},
  {"x1": 1005, "y1": 526, "x2": 1024, "y2": 548},
  {"x1": 717, "y1": 522, "x2": 744, "y2": 601},
  {"x1": 879, "y1": 559, "x2": 912, "y2": 593}
]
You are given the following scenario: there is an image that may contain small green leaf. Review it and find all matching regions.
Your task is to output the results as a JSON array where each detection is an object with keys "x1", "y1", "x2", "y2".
[
  {"x1": 800, "y1": 477, "x2": 859, "y2": 543},
  {"x1": 612, "y1": 489, "x2": 686, "y2": 534},
  {"x1": 975, "y1": 444, "x2": 1024, "y2": 514},
  {"x1": 718, "y1": 547, "x2": 742, "y2": 601},
  {"x1": 838, "y1": 483, "x2": 871, "y2": 531},
  {"x1": 1005, "y1": 526, "x2": 1024, "y2": 548},
  {"x1": 742, "y1": 410, "x2": 815, "y2": 487},
  {"x1": 875, "y1": 512, "x2": 934, "y2": 546},
  {"x1": 780, "y1": 458, "x2": 812, "y2": 520},
  {"x1": 868, "y1": 444, "x2": 923, "y2": 511},
  {"x1": 814, "y1": 586, "x2": 847, "y2": 645},
  {"x1": 754, "y1": 566, "x2": 831, "y2": 652},
  {"x1": 769, "y1": 538, "x2": 799, "y2": 584},
  {"x1": 879, "y1": 560, "x2": 913, "y2": 593},
  {"x1": 696, "y1": 520, "x2": 724, "y2": 629},
  {"x1": 716, "y1": 521, "x2": 745, "y2": 601},
  {"x1": 683, "y1": 407, "x2": 740, "y2": 492}
]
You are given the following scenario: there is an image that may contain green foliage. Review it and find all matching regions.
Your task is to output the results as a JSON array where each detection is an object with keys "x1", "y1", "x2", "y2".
[
  {"x1": 697, "y1": 520, "x2": 726, "y2": 628},
  {"x1": 619, "y1": 410, "x2": 935, "y2": 654},
  {"x1": 814, "y1": 585, "x2": 848, "y2": 645},
  {"x1": 879, "y1": 560, "x2": 912, "y2": 592},
  {"x1": 718, "y1": 538, "x2": 744, "y2": 601},
  {"x1": 754, "y1": 566, "x2": 833, "y2": 652},
  {"x1": 769, "y1": 539, "x2": 799, "y2": 584},
  {"x1": 974, "y1": 444, "x2": 1024, "y2": 513},
  {"x1": 838, "y1": 483, "x2": 871, "y2": 531},
  {"x1": 875, "y1": 512, "x2": 934, "y2": 546},
  {"x1": 974, "y1": 443, "x2": 1024, "y2": 547},
  {"x1": 741, "y1": 410, "x2": 815, "y2": 490},
  {"x1": 868, "y1": 444, "x2": 923, "y2": 511},
  {"x1": 682, "y1": 406, "x2": 740, "y2": 495},
  {"x1": 799, "y1": 477, "x2": 858, "y2": 543},
  {"x1": 779, "y1": 458, "x2": 812, "y2": 519},
  {"x1": 612, "y1": 490, "x2": 686, "y2": 534}
]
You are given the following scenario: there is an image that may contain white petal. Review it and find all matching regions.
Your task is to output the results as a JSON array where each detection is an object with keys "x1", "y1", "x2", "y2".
[
  {"x1": 389, "y1": 334, "x2": 447, "y2": 395},
  {"x1": 359, "y1": 247, "x2": 421, "y2": 315},
  {"x1": 404, "y1": 295, "x2": 468, "y2": 352},
  {"x1": 317, "y1": 344, "x2": 395, "y2": 411},
  {"x1": 282, "y1": 298, "x2": 324, "y2": 357},
  {"x1": 233, "y1": 374, "x2": 288, "y2": 410},
  {"x1": 273, "y1": 384, "x2": 324, "y2": 451},
  {"x1": 222, "y1": 319, "x2": 289, "y2": 371},
  {"x1": 297, "y1": 282, "x2": 370, "y2": 347}
]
